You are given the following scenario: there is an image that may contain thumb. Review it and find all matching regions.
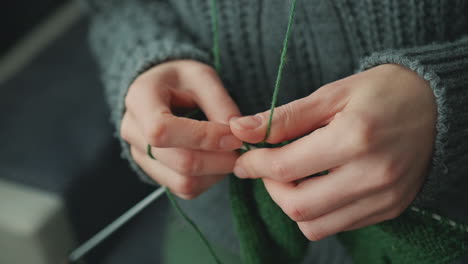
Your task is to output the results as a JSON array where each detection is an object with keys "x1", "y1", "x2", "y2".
[{"x1": 230, "y1": 83, "x2": 349, "y2": 144}]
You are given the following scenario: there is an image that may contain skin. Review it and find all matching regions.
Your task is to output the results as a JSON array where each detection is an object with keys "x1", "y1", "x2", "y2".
[
  {"x1": 230, "y1": 63, "x2": 437, "y2": 241},
  {"x1": 123, "y1": 60, "x2": 437, "y2": 240},
  {"x1": 121, "y1": 60, "x2": 242, "y2": 199}
]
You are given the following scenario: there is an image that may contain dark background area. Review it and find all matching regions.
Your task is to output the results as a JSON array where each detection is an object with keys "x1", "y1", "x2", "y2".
[
  {"x1": 1, "y1": 2, "x2": 167, "y2": 263},
  {"x1": 1, "y1": 1, "x2": 67, "y2": 56}
]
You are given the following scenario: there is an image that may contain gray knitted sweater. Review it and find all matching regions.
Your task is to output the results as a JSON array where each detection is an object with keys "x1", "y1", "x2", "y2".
[{"x1": 84, "y1": 0, "x2": 468, "y2": 263}]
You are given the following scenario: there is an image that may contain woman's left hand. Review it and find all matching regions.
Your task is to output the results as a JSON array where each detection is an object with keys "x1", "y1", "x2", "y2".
[{"x1": 229, "y1": 64, "x2": 437, "y2": 241}]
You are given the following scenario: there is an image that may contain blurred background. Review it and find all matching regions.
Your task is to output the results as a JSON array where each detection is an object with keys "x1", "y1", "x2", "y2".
[{"x1": 0, "y1": 1, "x2": 169, "y2": 263}]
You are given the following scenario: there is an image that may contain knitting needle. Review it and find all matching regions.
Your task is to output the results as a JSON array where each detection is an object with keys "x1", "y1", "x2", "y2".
[
  {"x1": 68, "y1": 186, "x2": 166, "y2": 263},
  {"x1": 69, "y1": 144, "x2": 256, "y2": 263}
]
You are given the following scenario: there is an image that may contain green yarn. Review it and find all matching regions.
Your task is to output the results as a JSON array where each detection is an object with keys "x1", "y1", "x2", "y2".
[
  {"x1": 165, "y1": 188, "x2": 223, "y2": 264},
  {"x1": 153, "y1": 1, "x2": 304, "y2": 263},
  {"x1": 149, "y1": 0, "x2": 468, "y2": 263},
  {"x1": 211, "y1": 0, "x2": 221, "y2": 73},
  {"x1": 229, "y1": 176, "x2": 308, "y2": 264},
  {"x1": 264, "y1": 0, "x2": 297, "y2": 142},
  {"x1": 146, "y1": 144, "x2": 156, "y2": 159},
  {"x1": 147, "y1": 145, "x2": 223, "y2": 264},
  {"x1": 224, "y1": 1, "x2": 309, "y2": 263}
]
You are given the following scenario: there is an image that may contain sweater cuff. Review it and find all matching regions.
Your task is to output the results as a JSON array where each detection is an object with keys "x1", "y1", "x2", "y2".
[
  {"x1": 358, "y1": 38, "x2": 468, "y2": 208},
  {"x1": 103, "y1": 41, "x2": 210, "y2": 185}
]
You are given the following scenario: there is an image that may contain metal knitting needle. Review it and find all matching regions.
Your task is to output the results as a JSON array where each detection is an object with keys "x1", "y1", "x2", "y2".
[
  {"x1": 68, "y1": 186, "x2": 166, "y2": 263},
  {"x1": 69, "y1": 144, "x2": 255, "y2": 263}
]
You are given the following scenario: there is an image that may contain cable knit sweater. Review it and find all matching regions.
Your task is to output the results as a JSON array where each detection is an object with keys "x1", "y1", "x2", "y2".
[{"x1": 84, "y1": 0, "x2": 468, "y2": 263}]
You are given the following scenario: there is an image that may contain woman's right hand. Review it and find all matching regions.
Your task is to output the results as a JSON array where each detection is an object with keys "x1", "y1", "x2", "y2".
[{"x1": 121, "y1": 60, "x2": 242, "y2": 199}]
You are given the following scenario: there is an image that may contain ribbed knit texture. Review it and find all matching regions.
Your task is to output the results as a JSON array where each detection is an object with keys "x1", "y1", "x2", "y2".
[
  {"x1": 338, "y1": 208, "x2": 468, "y2": 264},
  {"x1": 84, "y1": 0, "x2": 468, "y2": 263}
]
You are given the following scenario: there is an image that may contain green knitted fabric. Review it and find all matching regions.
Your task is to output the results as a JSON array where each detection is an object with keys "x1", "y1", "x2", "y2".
[
  {"x1": 338, "y1": 209, "x2": 468, "y2": 264},
  {"x1": 229, "y1": 177, "x2": 308, "y2": 264}
]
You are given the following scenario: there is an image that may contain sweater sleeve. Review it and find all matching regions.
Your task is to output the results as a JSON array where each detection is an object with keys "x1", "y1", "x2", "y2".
[
  {"x1": 358, "y1": 36, "x2": 468, "y2": 219},
  {"x1": 83, "y1": 0, "x2": 210, "y2": 184}
]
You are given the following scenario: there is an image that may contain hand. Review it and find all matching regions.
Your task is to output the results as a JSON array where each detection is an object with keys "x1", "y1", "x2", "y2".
[
  {"x1": 230, "y1": 64, "x2": 437, "y2": 240},
  {"x1": 121, "y1": 60, "x2": 242, "y2": 199}
]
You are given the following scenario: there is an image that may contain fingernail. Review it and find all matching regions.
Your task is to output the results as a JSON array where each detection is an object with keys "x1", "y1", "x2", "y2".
[
  {"x1": 233, "y1": 114, "x2": 263, "y2": 130},
  {"x1": 233, "y1": 166, "x2": 249, "y2": 178},
  {"x1": 219, "y1": 135, "x2": 241, "y2": 149}
]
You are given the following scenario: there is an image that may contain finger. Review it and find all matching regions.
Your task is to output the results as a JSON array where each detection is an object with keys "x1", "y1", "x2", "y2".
[
  {"x1": 230, "y1": 82, "x2": 350, "y2": 144},
  {"x1": 343, "y1": 168, "x2": 423, "y2": 232},
  {"x1": 343, "y1": 212, "x2": 388, "y2": 231},
  {"x1": 179, "y1": 65, "x2": 241, "y2": 124},
  {"x1": 296, "y1": 202, "x2": 374, "y2": 241},
  {"x1": 233, "y1": 123, "x2": 351, "y2": 182},
  {"x1": 152, "y1": 148, "x2": 239, "y2": 176},
  {"x1": 261, "y1": 153, "x2": 408, "y2": 222},
  {"x1": 121, "y1": 114, "x2": 239, "y2": 176},
  {"x1": 120, "y1": 112, "x2": 136, "y2": 145},
  {"x1": 131, "y1": 146, "x2": 225, "y2": 199},
  {"x1": 126, "y1": 69, "x2": 242, "y2": 151},
  {"x1": 125, "y1": 72, "x2": 173, "y2": 119},
  {"x1": 294, "y1": 173, "x2": 415, "y2": 241},
  {"x1": 295, "y1": 189, "x2": 394, "y2": 241},
  {"x1": 143, "y1": 112, "x2": 242, "y2": 151},
  {"x1": 262, "y1": 176, "x2": 354, "y2": 223},
  {"x1": 261, "y1": 166, "x2": 368, "y2": 222}
]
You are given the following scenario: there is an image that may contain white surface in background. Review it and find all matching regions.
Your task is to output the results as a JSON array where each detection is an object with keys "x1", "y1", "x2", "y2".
[
  {"x1": 0, "y1": 179, "x2": 75, "y2": 264},
  {"x1": 0, "y1": 1, "x2": 83, "y2": 262}
]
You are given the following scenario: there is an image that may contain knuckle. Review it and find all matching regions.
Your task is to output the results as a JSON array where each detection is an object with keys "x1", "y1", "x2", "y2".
[
  {"x1": 173, "y1": 178, "x2": 197, "y2": 198},
  {"x1": 124, "y1": 91, "x2": 135, "y2": 111},
  {"x1": 120, "y1": 113, "x2": 132, "y2": 142},
  {"x1": 175, "y1": 151, "x2": 198, "y2": 176},
  {"x1": 271, "y1": 105, "x2": 297, "y2": 142},
  {"x1": 299, "y1": 223, "x2": 325, "y2": 241},
  {"x1": 192, "y1": 125, "x2": 211, "y2": 149},
  {"x1": 385, "y1": 206, "x2": 405, "y2": 220},
  {"x1": 345, "y1": 114, "x2": 376, "y2": 156},
  {"x1": 269, "y1": 161, "x2": 296, "y2": 182},
  {"x1": 145, "y1": 121, "x2": 167, "y2": 148},
  {"x1": 124, "y1": 82, "x2": 143, "y2": 111},
  {"x1": 178, "y1": 193, "x2": 198, "y2": 200},
  {"x1": 129, "y1": 147, "x2": 140, "y2": 161},
  {"x1": 194, "y1": 63, "x2": 217, "y2": 77},
  {"x1": 177, "y1": 190, "x2": 201, "y2": 200},
  {"x1": 383, "y1": 189, "x2": 403, "y2": 209},
  {"x1": 120, "y1": 124, "x2": 131, "y2": 143},
  {"x1": 183, "y1": 61, "x2": 217, "y2": 79},
  {"x1": 377, "y1": 163, "x2": 400, "y2": 190},
  {"x1": 284, "y1": 200, "x2": 307, "y2": 222}
]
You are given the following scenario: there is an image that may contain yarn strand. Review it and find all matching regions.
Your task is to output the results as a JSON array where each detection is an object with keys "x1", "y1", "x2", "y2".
[
  {"x1": 264, "y1": 0, "x2": 298, "y2": 142},
  {"x1": 152, "y1": 1, "x2": 225, "y2": 264},
  {"x1": 165, "y1": 188, "x2": 223, "y2": 264},
  {"x1": 147, "y1": 1, "x2": 299, "y2": 263},
  {"x1": 147, "y1": 149, "x2": 223, "y2": 264}
]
